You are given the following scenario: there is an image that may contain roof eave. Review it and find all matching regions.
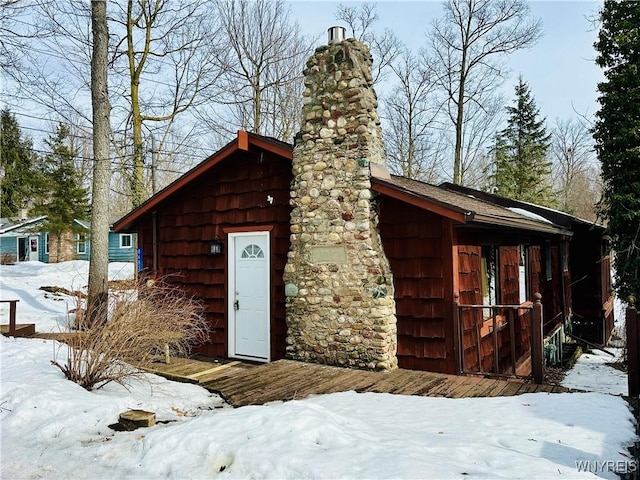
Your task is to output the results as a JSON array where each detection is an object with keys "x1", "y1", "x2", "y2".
[
  {"x1": 371, "y1": 177, "x2": 470, "y2": 223},
  {"x1": 470, "y1": 214, "x2": 573, "y2": 236}
]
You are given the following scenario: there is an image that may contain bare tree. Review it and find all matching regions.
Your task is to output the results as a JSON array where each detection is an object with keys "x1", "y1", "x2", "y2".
[
  {"x1": 456, "y1": 93, "x2": 505, "y2": 186},
  {"x1": 87, "y1": 0, "x2": 111, "y2": 327},
  {"x1": 550, "y1": 117, "x2": 599, "y2": 219},
  {"x1": 109, "y1": 0, "x2": 223, "y2": 207},
  {"x1": 382, "y1": 48, "x2": 443, "y2": 181},
  {"x1": 5, "y1": 1, "x2": 222, "y2": 210},
  {"x1": 335, "y1": 2, "x2": 402, "y2": 83},
  {"x1": 198, "y1": 0, "x2": 311, "y2": 142},
  {"x1": 428, "y1": 0, "x2": 542, "y2": 184}
]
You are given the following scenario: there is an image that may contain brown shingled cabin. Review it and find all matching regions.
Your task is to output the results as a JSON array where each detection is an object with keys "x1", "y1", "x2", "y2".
[
  {"x1": 113, "y1": 130, "x2": 612, "y2": 378},
  {"x1": 114, "y1": 30, "x2": 613, "y2": 380}
]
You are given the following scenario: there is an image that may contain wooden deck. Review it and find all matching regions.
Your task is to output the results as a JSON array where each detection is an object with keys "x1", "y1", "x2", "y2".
[
  {"x1": 137, "y1": 358, "x2": 570, "y2": 407},
  {"x1": 1, "y1": 323, "x2": 35, "y2": 337}
]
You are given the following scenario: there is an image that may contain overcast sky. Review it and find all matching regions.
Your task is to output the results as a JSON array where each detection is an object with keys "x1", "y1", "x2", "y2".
[{"x1": 288, "y1": 1, "x2": 604, "y2": 125}]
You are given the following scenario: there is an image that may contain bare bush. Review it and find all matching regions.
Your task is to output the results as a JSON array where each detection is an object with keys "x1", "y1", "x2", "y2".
[
  {"x1": 0, "y1": 252, "x2": 16, "y2": 265},
  {"x1": 52, "y1": 277, "x2": 209, "y2": 391}
]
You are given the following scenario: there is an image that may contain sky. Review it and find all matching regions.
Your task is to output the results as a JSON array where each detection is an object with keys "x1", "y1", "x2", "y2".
[
  {"x1": 288, "y1": 1, "x2": 604, "y2": 125},
  {"x1": 0, "y1": 259, "x2": 636, "y2": 480}
]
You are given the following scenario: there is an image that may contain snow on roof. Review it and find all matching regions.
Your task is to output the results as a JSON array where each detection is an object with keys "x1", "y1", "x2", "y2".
[
  {"x1": 0, "y1": 215, "x2": 48, "y2": 234},
  {"x1": 507, "y1": 207, "x2": 554, "y2": 224}
]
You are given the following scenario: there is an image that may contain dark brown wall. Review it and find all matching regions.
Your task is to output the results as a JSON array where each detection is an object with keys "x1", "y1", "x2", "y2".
[
  {"x1": 570, "y1": 227, "x2": 614, "y2": 342},
  {"x1": 378, "y1": 197, "x2": 455, "y2": 374},
  {"x1": 135, "y1": 149, "x2": 292, "y2": 359}
]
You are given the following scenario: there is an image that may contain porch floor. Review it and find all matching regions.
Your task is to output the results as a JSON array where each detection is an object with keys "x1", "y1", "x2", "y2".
[
  {"x1": 136, "y1": 357, "x2": 571, "y2": 407},
  {"x1": 1, "y1": 323, "x2": 36, "y2": 337}
]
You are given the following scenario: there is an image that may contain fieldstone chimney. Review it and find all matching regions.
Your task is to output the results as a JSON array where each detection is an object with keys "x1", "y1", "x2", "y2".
[{"x1": 283, "y1": 31, "x2": 397, "y2": 371}]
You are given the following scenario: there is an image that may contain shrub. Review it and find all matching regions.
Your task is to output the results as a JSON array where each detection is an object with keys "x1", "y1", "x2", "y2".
[
  {"x1": 52, "y1": 277, "x2": 209, "y2": 391},
  {"x1": 0, "y1": 252, "x2": 16, "y2": 265}
]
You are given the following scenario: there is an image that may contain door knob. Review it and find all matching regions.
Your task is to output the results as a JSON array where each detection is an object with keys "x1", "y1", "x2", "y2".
[{"x1": 234, "y1": 300, "x2": 239, "y2": 310}]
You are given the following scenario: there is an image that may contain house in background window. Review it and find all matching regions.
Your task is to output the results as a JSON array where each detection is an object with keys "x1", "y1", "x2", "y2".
[{"x1": 76, "y1": 233, "x2": 87, "y2": 255}]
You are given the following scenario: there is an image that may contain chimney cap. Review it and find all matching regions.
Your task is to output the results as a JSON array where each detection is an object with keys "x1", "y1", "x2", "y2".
[{"x1": 327, "y1": 26, "x2": 346, "y2": 45}]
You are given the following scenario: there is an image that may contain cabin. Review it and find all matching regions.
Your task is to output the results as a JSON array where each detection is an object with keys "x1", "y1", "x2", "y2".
[
  {"x1": 114, "y1": 130, "x2": 573, "y2": 377},
  {"x1": 114, "y1": 32, "x2": 593, "y2": 378},
  {"x1": 0, "y1": 216, "x2": 136, "y2": 264}
]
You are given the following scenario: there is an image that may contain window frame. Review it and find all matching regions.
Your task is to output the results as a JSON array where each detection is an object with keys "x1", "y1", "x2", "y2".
[
  {"x1": 76, "y1": 233, "x2": 87, "y2": 254},
  {"x1": 518, "y1": 244, "x2": 529, "y2": 304},
  {"x1": 119, "y1": 233, "x2": 133, "y2": 249},
  {"x1": 481, "y1": 245, "x2": 499, "y2": 307}
]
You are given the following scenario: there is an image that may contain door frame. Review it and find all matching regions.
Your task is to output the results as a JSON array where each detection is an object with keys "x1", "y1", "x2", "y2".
[
  {"x1": 227, "y1": 230, "x2": 271, "y2": 362},
  {"x1": 28, "y1": 235, "x2": 39, "y2": 261}
]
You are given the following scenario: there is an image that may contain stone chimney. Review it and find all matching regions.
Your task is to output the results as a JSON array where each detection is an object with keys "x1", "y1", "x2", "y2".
[{"x1": 283, "y1": 30, "x2": 397, "y2": 371}]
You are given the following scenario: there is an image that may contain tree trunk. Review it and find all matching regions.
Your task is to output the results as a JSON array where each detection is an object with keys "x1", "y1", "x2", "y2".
[
  {"x1": 453, "y1": 54, "x2": 467, "y2": 185},
  {"x1": 87, "y1": 0, "x2": 111, "y2": 328}
]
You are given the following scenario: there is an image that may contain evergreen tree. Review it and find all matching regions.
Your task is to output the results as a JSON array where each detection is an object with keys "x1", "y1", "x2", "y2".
[
  {"x1": 490, "y1": 76, "x2": 553, "y2": 206},
  {"x1": 0, "y1": 109, "x2": 40, "y2": 217},
  {"x1": 593, "y1": 1, "x2": 640, "y2": 299},
  {"x1": 35, "y1": 123, "x2": 90, "y2": 260}
]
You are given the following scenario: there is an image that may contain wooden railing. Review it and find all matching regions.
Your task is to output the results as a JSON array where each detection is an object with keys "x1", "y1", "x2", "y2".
[
  {"x1": 1, "y1": 299, "x2": 20, "y2": 336},
  {"x1": 454, "y1": 293, "x2": 544, "y2": 384}
]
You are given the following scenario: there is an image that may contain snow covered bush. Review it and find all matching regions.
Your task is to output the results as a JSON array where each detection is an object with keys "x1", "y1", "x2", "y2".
[{"x1": 51, "y1": 277, "x2": 209, "y2": 390}]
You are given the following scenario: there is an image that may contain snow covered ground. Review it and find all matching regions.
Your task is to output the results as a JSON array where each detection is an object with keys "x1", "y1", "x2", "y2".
[
  {"x1": 1, "y1": 261, "x2": 638, "y2": 479},
  {"x1": 0, "y1": 260, "x2": 134, "y2": 332},
  {"x1": 562, "y1": 348, "x2": 628, "y2": 396}
]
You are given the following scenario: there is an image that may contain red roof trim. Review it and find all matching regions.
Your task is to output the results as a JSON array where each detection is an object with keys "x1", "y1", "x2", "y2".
[{"x1": 113, "y1": 131, "x2": 292, "y2": 232}]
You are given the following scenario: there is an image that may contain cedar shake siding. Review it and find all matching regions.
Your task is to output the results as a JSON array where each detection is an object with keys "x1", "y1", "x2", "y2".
[
  {"x1": 378, "y1": 197, "x2": 455, "y2": 374},
  {"x1": 135, "y1": 147, "x2": 292, "y2": 359}
]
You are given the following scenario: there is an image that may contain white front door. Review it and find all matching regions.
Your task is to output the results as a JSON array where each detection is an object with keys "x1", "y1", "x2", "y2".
[
  {"x1": 28, "y1": 236, "x2": 39, "y2": 261},
  {"x1": 229, "y1": 232, "x2": 270, "y2": 361}
]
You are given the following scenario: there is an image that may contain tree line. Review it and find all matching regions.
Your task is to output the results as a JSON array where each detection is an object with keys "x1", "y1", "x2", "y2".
[
  {"x1": 1, "y1": 0, "x2": 637, "y2": 296},
  {"x1": 0, "y1": 109, "x2": 89, "y2": 260},
  {"x1": 2, "y1": 0, "x2": 598, "y2": 215}
]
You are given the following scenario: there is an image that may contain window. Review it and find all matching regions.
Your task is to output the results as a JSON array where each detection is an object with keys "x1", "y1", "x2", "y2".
[
  {"x1": 545, "y1": 242, "x2": 552, "y2": 281},
  {"x1": 76, "y1": 233, "x2": 86, "y2": 254},
  {"x1": 45, "y1": 233, "x2": 49, "y2": 255},
  {"x1": 241, "y1": 244, "x2": 264, "y2": 259},
  {"x1": 561, "y1": 241, "x2": 569, "y2": 272},
  {"x1": 481, "y1": 246, "x2": 498, "y2": 306},
  {"x1": 120, "y1": 234, "x2": 133, "y2": 248},
  {"x1": 518, "y1": 245, "x2": 528, "y2": 304}
]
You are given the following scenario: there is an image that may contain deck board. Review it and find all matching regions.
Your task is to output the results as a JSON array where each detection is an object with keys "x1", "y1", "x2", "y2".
[{"x1": 134, "y1": 358, "x2": 571, "y2": 407}]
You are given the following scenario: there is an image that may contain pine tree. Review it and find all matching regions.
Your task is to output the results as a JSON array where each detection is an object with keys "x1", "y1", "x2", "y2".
[
  {"x1": 0, "y1": 109, "x2": 40, "y2": 217},
  {"x1": 35, "y1": 123, "x2": 90, "y2": 260},
  {"x1": 490, "y1": 76, "x2": 553, "y2": 206},
  {"x1": 593, "y1": 1, "x2": 640, "y2": 299}
]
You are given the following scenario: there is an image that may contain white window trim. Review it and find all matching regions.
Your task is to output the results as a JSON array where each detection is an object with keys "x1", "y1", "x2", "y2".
[
  {"x1": 76, "y1": 233, "x2": 87, "y2": 254},
  {"x1": 119, "y1": 233, "x2": 133, "y2": 249},
  {"x1": 45, "y1": 233, "x2": 49, "y2": 255}
]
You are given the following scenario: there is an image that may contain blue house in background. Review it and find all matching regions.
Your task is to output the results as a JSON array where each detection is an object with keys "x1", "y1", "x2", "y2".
[
  {"x1": 0, "y1": 216, "x2": 48, "y2": 263},
  {"x1": 73, "y1": 220, "x2": 137, "y2": 263},
  {"x1": 0, "y1": 216, "x2": 136, "y2": 264}
]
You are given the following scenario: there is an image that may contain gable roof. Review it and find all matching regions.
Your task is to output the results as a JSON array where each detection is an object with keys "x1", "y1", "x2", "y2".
[
  {"x1": 114, "y1": 131, "x2": 292, "y2": 232},
  {"x1": 0, "y1": 216, "x2": 47, "y2": 235},
  {"x1": 113, "y1": 130, "x2": 570, "y2": 237}
]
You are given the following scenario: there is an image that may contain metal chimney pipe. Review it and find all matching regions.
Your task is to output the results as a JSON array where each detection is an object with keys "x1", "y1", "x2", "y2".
[{"x1": 327, "y1": 26, "x2": 346, "y2": 44}]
